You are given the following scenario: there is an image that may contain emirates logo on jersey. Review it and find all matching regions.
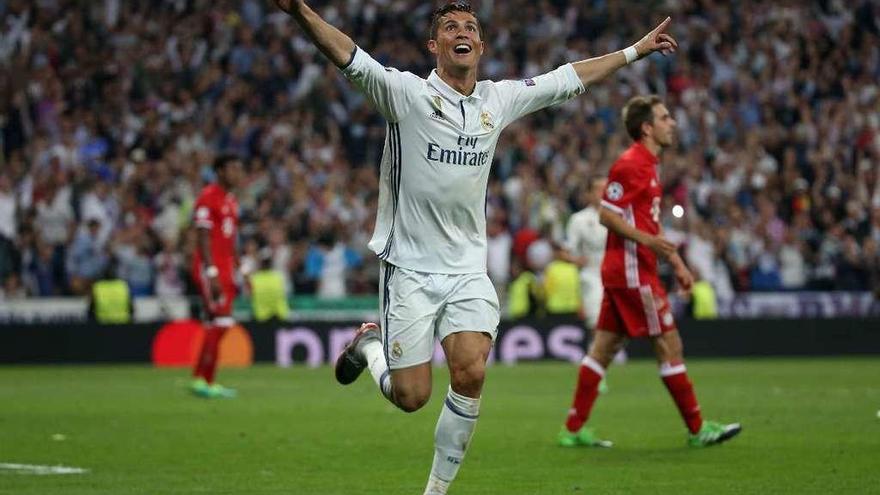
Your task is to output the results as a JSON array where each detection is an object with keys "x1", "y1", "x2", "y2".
[{"x1": 607, "y1": 181, "x2": 624, "y2": 201}]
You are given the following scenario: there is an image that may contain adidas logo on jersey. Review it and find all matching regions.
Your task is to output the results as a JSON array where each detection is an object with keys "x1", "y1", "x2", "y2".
[{"x1": 429, "y1": 95, "x2": 445, "y2": 121}]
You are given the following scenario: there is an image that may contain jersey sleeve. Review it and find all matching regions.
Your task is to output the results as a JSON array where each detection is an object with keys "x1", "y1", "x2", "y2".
[
  {"x1": 496, "y1": 63, "x2": 585, "y2": 126},
  {"x1": 600, "y1": 163, "x2": 648, "y2": 215},
  {"x1": 340, "y1": 46, "x2": 418, "y2": 123},
  {"x1": 193, "y1": 195, "x2": 215, "y2": 230}
]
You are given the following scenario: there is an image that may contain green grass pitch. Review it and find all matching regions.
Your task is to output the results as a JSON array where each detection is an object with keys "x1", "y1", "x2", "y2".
[{"x1": 1, "y1": 358, "x2": 878, "y2": 494}]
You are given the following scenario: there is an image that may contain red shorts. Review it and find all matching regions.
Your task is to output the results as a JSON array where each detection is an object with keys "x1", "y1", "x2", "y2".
[
  {"x1": 193, "y1": 268, "x2": 236, "y2": 318},
  {"x1": 596, "y1": 285, "x2": 676, "y2": 338}
]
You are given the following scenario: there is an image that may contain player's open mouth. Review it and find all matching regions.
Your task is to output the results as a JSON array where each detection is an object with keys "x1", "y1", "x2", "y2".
[{"x1": 454, "y1": 44, "x2": 472, "y2": 54}]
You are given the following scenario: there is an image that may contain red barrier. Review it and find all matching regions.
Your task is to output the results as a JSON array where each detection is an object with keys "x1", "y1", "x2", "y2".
[{"x1": 151, "y1": 319, "x2": 253, "y2": 368}]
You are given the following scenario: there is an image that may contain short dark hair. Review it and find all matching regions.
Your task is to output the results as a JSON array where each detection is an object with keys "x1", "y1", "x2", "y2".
[
  {"x1": 213, "y1": 153, "x2": 240, "y2": 172},
  {"x1": 622, "y1": 95, "x2": 663, "y2": 141},
  {"x1": 587, "y1": 174, "x2": 606, "y2": 190},
  {"x1": 430, "y1": 1, "x2": 482, "y2": 39}
]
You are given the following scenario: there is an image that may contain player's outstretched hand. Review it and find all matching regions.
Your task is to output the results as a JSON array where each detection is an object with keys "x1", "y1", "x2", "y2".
[{"x1": 634, "y1": 17, "x2": 678, "y2": 58}]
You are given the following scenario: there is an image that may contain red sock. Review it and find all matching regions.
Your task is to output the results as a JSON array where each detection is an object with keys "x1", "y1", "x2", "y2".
[
  {"x1": 193, "y1": 327, "x2": 209, "y2": 379},
  {"x1": 194, "y1": 326, "x2": 227, "y2": 384},
  {"x1": 660, "y1": 362, "x2": 703, "y2": 434},
  {"x1": 565, "y1": 356, "x2": 605, "y2": 433}
]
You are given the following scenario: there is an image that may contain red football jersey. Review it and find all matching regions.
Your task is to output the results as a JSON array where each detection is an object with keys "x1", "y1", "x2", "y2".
[
  {"x1": 600, "y1": 142, "x2": 663, "y2": 289},
  {"x1": 192, "y1": 184, "x2": 239, "y2": 278}
]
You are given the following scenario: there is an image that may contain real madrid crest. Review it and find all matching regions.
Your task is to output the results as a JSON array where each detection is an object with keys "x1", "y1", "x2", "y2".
[
  {"x1": 391, "y1": 341, "x2": 403, "y2": 359},
  {"x1": 480, "y1": 110, "x2": 495, "y2": 130},
  {"x1": 431, "y1": 95, "x2": 443, "y2": 111}
]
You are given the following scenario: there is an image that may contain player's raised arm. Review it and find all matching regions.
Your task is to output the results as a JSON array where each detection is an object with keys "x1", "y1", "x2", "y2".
[
  {"x1": 273, "y1": 0, "x2": 356, "y2": 68},
  {"x1": 572, "y1": 17, "x2": 678, "y2": 87},
  {"x1": 274, "y1": 0, "x2": 415, "y2": 122}
]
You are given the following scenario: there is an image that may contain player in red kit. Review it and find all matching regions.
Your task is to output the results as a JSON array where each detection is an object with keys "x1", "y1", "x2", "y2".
[
  {"x1": 558, "y1": 95, "x2": 741, "y2": 447},
  {"x1": 189, "y1": 154, "x2": 244, "y2": 399}
]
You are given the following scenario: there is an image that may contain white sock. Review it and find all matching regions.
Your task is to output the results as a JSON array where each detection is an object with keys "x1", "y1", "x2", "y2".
[
  {"x1": 362, "y1": 340, "x2": 392, "y2": 401},
  {"x1": 424, "y1": 386, "x2": 480, "y2": 495},
  {"x1": 424, "y1": 474, "x2": 450, "y2": 495}
]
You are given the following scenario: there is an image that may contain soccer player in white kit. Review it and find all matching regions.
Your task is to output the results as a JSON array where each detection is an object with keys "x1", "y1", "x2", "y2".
[
  {"x1": 565, "y1": 176, "x2": 609, "y2": 330},
  {"x1": 272, "y1": 1, "x2": 677, "y2": 493}
]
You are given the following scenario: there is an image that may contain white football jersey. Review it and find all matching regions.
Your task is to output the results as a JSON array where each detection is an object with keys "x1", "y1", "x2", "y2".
[
  {"x1": 342, "y1": 47, "x2": 585, "y2": 273},
  {"x1": 565, "y1": 205, "x2": 607, "y2": 281}
]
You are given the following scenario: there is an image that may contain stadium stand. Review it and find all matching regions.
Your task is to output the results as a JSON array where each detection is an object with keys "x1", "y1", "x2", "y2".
[{"x1": 0, "y1": 0, "x2": 878, "y2": 302}]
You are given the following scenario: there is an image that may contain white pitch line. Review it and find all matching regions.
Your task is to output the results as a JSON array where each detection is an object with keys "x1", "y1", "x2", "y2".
[{"x1": 0, "y1": 463, "x2": 89, "y2": 475}]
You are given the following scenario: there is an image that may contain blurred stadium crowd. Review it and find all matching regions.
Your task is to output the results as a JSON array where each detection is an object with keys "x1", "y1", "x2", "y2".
[{"x1": 0, "y1": 0, "x2": 878, "y2": 301}]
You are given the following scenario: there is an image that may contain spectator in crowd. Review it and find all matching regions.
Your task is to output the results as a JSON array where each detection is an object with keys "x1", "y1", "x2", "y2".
[
  {"x1": 88, "y1": 261, "x2": 133, "y2": 325},
  {"x1": 114, "y1": 232, "x2": 156, "y2": 298},
  {"x1": 779, "y1": 231, "x2": 807, "y2": 290},
  {"x1": 0, "y1": 173, "x2": 17, "y2": 280},
  {"x1": 0, "y1": 272, "x2": 26, "y2": 300},
  {"x1": 153, "y1": 236, "x2": 186, "y2": 297},
  {"x1": 66, "y1": 217, "x2": 109, "y2": 295},
  {"x1": 303, "y1": 229, "x2": 362, "y2": 299},
  {"x1": 250, "y1": 247, "x2": 290, "y2": 322},
  {"x1": 543, "y1": 243, "x2": 582, "y2": 317},
  {"x1": 33, "y1": 176, "x2": 74, "y2": 278},
  {"x1": 28, "y1": 239, "x2": 62, "y2": 296},
  {"x1": 266, "y1": 228, "x2": 293, "y2": 295},
  {"x1": 507, "y1": 258, "x2": 541, "y2": 320}
]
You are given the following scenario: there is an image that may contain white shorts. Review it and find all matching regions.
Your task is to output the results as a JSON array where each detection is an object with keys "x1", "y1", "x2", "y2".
[
  {"x1": 379, "y1": 261, "x2": 500, "y2": 370},
  {"x1": 581, "y1": 276, "x2": 604, "y2": 330}
]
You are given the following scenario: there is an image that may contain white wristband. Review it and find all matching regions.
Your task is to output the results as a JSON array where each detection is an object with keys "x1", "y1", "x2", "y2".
[
  {"x1": 204, "y1": 265, "x2": 219, "y2": 278},
  {"x1": 623, "y1": 46, "x2": 639, "y2": 64}
]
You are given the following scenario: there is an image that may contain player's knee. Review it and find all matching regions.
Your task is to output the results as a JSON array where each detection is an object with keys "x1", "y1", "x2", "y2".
[
  {"x1": 660, "y1": 347, "x2": 684, "y2": 364},
  {"x1": 395, "y1": 393, "x2": 430, "y2": 413},
  {"x1": 393, "y1": 386, "x2": 431, "y2": 413},
  {"x1": 587, "y1": 350, "x2": 613, "y2": 369},
  {"x1": 449, "y1": 362, "x2": 485, "y2": 397},
  {"x1": 587, "y1": 343, "x2": 617, "y2": 368}
]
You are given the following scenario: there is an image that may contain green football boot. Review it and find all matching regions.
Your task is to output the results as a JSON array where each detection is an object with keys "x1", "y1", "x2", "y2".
[
  {"x1": 557, "y1": 426, "x2": 613, "y2": 448},
  {"x1": 688, "y1": 420, "x2": 742, "y2": 447},
  {"x1": 207, "y1": 383, "x2": 237, "y2": 399},
  {"x1": 189, "y1": 378, "x2": 212, "y2": 398}
]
